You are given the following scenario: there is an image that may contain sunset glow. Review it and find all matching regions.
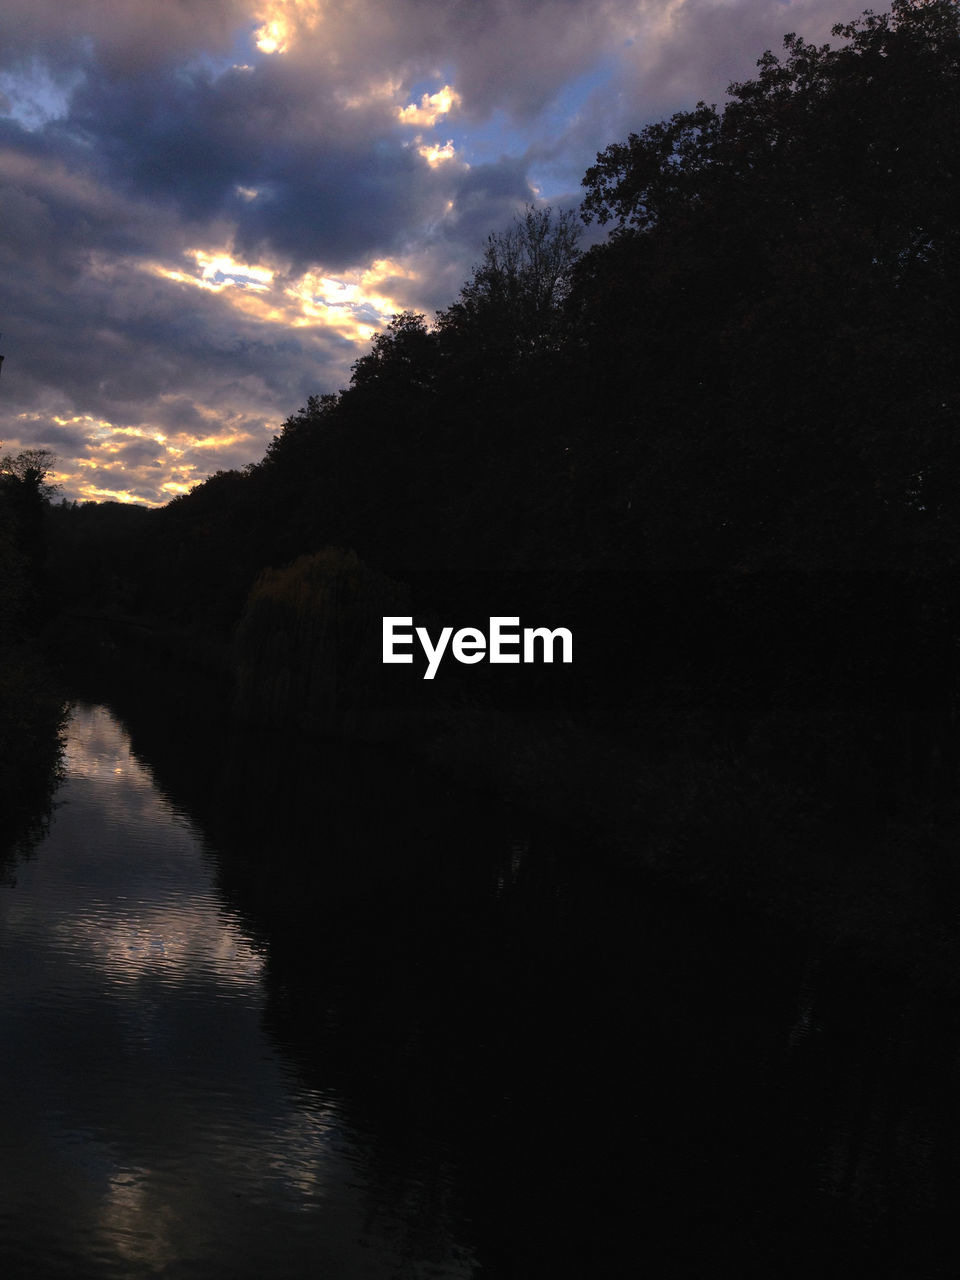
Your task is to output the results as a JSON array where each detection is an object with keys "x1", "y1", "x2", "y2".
[
  {"x1": 418, "y1": 139, "x2": 459, "y2": 167},
  {"x1": 0, "y1": 0, "x2": 846, "y2": 505},
  {"x1": 397, "y1": 85, "x2": 462, "y2": 127}
]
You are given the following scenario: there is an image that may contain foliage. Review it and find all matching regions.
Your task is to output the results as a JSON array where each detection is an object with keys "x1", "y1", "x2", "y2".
[
  {"x1": 583, "y1": 0, "x2": 959, "y2": 241},
  {"x1": 349, "y1": 313, "x2": 438, "y2": 398},
  {"x1": 0, "y1": 448, "x2": 60, "y2": 501},
  {"x1": 0, "y1": 450, "x2": 66, "y2": 847},
  {"x1": 1, "y1": 448, "x2": 59, "y2": 556},
  {"x1": 0, "y1": 511, "x2": 28, "y2": 644},
  {"x1": 0, "y1": 645, "x2": 65, "y2": 847},
  {"x1": 0, "y1": 448, "x2": 59, "y2": 632},
  {"x1": 436, "y1": 204, "x2": 581, "y2": 370},
  {"x1": 233, "y1": 549, "x2": 410, "y2": 730},
  {"x1": 573, "y1": 0, "x2": 960, "y2": 569}
]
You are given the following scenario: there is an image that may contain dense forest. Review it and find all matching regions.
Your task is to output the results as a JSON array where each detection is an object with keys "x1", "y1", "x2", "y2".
[
  {"x1": 0, "y1": 449, "x2": 66, "y2": 846},
  {"x1": 16, "y1": 1, "x2": 960, "y2": 875}
]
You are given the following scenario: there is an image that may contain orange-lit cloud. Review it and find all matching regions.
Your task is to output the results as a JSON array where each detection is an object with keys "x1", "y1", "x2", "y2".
[
  {"x1": 252, "y1": 0, "x2": 323, "y2": 55},
  {"x1": 143, "y1": 244, "x2": 419, "y2": 346},
  {"x1": 1, "y1": 0, "x2": 847, "y2": 508},
  {"x1": 417, "y1": 138, "x2": 458, "y2": 168},
  {"x1": 27, "y1": 404, "x2": 271, "y2": 507},
  {"x1": 396, "y1": 85, "x2": 462, "y2": 127}
]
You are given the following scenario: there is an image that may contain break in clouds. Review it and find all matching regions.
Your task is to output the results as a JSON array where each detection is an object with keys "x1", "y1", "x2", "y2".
[{"x1": 1, "y1": 0, "x2": 844, "y2": 504}]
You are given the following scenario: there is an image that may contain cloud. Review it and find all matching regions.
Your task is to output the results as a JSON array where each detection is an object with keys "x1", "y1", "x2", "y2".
[
  {"x1": 613, "y1": 0, "x2": 845, "y2": 118},
  {"x1": 0, "y1": 0, "x2": 855, "y2": 504},
  {"x1": 397, "y1": 85, "x2": 462, "y2": 127},
  {"x1": 0, "y1": 0, "x2": 249, "y2": 75}
]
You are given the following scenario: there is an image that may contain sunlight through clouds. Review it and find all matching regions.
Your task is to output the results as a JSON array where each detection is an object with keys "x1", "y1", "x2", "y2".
[
  {"x1": 0, "y1": 0, "x2": 850, "y2": 506},
  {"x1": 254, "y1": 19, "x2": 289, "y2": 53},
  {"x1": 252, "y1": 0, "x2": 323, "y2": 54},
  {"x1": 417, "y1": 138, "x2": 458, "y2": 167},
  {"x1": 146, "y1": 245, "x2": 414, "y2": 344},
  {"x1": 41, "y1": 408, "x2": 268, "y2": 507},
  {"x1": 192, "y1": 250, "x2": 274, "y2": 290},
  {"x1": 396, "y1": 85, "x2": 462, "y2": 127}
]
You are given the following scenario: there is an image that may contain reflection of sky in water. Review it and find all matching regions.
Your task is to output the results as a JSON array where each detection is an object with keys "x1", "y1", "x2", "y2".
[{"x1": 0, "y1": 705, "x2": 474, "y2": 1279}]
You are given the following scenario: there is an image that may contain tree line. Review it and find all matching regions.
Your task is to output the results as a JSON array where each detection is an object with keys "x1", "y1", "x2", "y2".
[
  {"x1": 44, "y1": 0, "x2": 960, "y2": 813},
  {"x1": 0, "y1": 448, "x2": 66, "y2": 845}
]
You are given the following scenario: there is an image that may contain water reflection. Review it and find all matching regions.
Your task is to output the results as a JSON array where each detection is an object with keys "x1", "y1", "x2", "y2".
[
  {"x1": 8, "y1": 685, "x2": 960, "y2": 1277},
  {"x1": 0, "y1": 703, "x2": 476, "y2": 1279}
]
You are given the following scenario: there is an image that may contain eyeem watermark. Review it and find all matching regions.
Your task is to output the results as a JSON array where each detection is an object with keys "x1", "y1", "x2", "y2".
[{"x1": 383, "y1": 616, "x2": 573, "y2": 680}]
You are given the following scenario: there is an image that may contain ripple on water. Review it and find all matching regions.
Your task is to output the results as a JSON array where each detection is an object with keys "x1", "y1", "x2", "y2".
[{"x1": 0, "y1": 704, "x2": 477, "y2": 1280}]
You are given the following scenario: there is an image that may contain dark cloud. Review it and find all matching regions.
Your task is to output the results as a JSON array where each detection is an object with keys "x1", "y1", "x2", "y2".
[
  {"x1": 0, "y1": 0, "x2": 247, "y2": 75},
  {"x1": 233, "y1": 143, "x2": 432, "y2": 268},
  {"x1": 52, "y1": 54, "x2": 460, "y2": 270},
  {"x1": 16, "y1": 420, "x2": 93, "y2": 457},
  {"x1": 100, "y1": 439, "x2": 166, "y2": 468}
]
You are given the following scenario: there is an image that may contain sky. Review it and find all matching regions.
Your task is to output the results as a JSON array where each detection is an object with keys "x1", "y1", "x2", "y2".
[{"x1": 1, "y1": 0, "x2": 849, "y2": 506}]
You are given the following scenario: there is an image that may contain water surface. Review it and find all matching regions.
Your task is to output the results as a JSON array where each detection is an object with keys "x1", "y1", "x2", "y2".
[
  {"x1": 6, "y1": 694, "x2": 960, "y2": 1279},
  {"x1": 0, "y1": 703, "x2": 474, "y2": 1279}
]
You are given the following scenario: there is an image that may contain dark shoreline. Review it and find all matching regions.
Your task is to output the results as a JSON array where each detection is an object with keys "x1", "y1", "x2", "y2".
[{"x1": 44, "y1": 618, "x2": 960, "y2": 1000}]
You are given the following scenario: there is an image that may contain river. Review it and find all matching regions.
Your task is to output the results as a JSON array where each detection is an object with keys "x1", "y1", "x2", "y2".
[
  {"x1": 0, "y1": 703, "x2": 480, "y2": 1278},
  {"x1": 2, "y1": 696, "x2": 960, "y2": 1277}
]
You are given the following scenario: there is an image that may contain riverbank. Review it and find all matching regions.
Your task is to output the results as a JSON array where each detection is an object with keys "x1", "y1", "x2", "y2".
[
  {"x1": 400, "y1": 698, "x2": 960, "y2": 993},
  {"x1": 0, "y1": 643, "x2": 66, "y2": 852},
  {"x1": 11, "y1": 694, "x2": 957, "y2": 1280},
  {"x1": 49, "y1": 616, "x2": 960, "y2": 995}
]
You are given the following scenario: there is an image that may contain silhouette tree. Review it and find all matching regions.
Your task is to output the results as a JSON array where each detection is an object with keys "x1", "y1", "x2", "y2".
[
  {"x1": 349, "y1": 312, "x2": 438, "y2": 399},
  {"x1": 0, "y1": 446, "x2": 66, "y2": 839},
  {"x1": 573, "y1": 0, "x2": 960, "y2": 570},
  {"x1": 436, "y1": 205, "x2": 581, "y2": 375},
  {"x1": 1, "y1": 448, "x2": 59, "y2": 501},
  {"x1": 1, "y1": 449, "x2": 59, "y2": 573}
]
